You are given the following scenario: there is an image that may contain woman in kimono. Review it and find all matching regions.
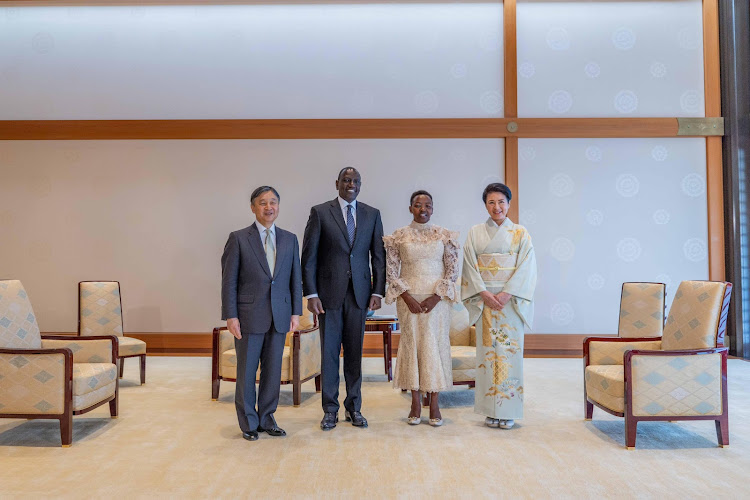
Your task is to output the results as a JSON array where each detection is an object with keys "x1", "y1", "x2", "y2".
[
  {"x1": 384, "y1": 191, "x2": 460, "y2": 426},
  {"x1": 461, "y1": 183, "x2": 536, "y2": 429}
]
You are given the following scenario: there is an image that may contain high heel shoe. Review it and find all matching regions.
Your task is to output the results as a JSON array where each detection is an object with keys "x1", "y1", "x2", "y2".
[
  {"x1": 407, "y1": 416, "x2": 421, "y2": 425},
  {"x1": 428, "y1": 418, "x2": 443, "y2": 427}
]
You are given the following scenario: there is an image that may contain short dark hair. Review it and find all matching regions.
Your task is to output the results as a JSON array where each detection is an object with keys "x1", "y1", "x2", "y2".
[
  {"x1": 250, "y1": 186, "x2": 280, "y2": 204},
  {"x1": 337, "y1": 167, "x2": 360, "y2": 180},
  {"x1": 410, "y1": 190, "x2": 433, "y2": 205},
  {"x1": 482, "y1": 183, "x2": 512, "y2": 203}
]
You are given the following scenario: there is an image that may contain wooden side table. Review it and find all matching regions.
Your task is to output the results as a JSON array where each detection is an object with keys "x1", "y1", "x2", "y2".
[{"x1": 365, "y1": 317, "x2": 398, "y2": 381}]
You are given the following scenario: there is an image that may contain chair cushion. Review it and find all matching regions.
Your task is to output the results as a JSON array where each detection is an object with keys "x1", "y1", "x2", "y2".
[
  {"x1": 449, "y1": 303, "x2": 472, "y2": 346},
  {"x1": 220, "y1": 347, "x2": 291, "y2": 382},
  {"x1": 118, "y1": 336, "x2": 146, "y2": 356},
  {"x1": 451, "y1": 345, "x2": 476, "y2": 382},
  {"x1": 618, "y1": 282, "x2": 665, "y2": 337},
  {"x1": 0, "y1": 280, "x2": 42, "y2": 349},
  {"x1": 588, "y1": 340, "x2": 661, "y2": 365},
  {"x1": 585, "y1": 365, "x2": 624, "y2": 413},
  {"x1": 72, "y1": 363, "x2": 117, "y2": 411},
  {"x1": 662, "y1": 281, "x2": 725, "y2": 350},
  {"x1": 79, "y1": 282, "x2": 123, "y2": 337}
]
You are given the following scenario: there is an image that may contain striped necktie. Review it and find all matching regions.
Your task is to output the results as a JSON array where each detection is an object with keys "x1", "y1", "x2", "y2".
[
  {"x1": 264, "y1": 229, "x2": 275, "y2": 274},
  {"x1": 346, "y1": 204, "x2": 355, "y2": 245}
]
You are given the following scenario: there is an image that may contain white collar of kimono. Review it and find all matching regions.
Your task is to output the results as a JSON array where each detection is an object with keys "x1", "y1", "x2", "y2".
[{"x1": 485, "y1": 217, "x2": 510, "y2": 228}]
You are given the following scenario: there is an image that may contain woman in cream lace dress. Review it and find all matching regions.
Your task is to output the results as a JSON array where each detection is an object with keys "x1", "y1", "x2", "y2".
[{"x1": 383, "y1": 190, "x2": 460, "y2": 426}]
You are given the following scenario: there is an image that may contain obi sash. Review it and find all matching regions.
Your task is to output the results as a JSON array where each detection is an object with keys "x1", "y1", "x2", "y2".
[{"x1": 477, "y1": 253, "x2": 517, "y2": 283}]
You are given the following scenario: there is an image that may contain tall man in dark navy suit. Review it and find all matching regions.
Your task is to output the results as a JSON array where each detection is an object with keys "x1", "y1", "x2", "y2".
[
  {"x1": 221, "y1": 186, "x2": 302, "y2": 441},
  {"x1": 302, "y1": 168, "x2": 386, "y2": 430}
]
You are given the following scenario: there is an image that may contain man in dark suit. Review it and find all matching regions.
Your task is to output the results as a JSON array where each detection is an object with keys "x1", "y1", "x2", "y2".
[
  {"x1": 221, "y1": 186, "x2": 302, "y2": 442},
  {"x1": 302, "y1": 167, "x2": 386, "y2": 430}
]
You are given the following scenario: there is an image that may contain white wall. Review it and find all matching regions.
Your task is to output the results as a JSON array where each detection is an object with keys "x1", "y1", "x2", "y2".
[{"x1": 0, "y1": 139, "x2": 502, "y2": 332}]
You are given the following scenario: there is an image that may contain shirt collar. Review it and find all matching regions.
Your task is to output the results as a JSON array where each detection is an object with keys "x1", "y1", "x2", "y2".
[
  {"x1": 337, "y1": 197, "x2": 357, "y2": 210},
  {"x1": 255, "y1": 221, "x2": 276, "y2": 235}
]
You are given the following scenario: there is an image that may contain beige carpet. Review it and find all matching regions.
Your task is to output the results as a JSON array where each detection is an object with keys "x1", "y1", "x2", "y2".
[{"x1": 1, "y1": 357, "x2": 749, "y2": 499}]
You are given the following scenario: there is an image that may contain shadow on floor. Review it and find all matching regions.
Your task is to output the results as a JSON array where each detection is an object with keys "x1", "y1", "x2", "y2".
[
  {"x1": 588, "y1": 420, "x2": 720, "y2": 449},
  {"x1": 0, "y1": 418, "x2": 115, "y2": 447}
]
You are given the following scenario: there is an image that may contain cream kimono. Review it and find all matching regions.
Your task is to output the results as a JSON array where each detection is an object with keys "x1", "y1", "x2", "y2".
[{"x1": 461, "y1": 218, "x2": 537, "y2": 420}]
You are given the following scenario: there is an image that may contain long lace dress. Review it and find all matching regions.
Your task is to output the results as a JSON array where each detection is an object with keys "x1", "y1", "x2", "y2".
[{"x1": 383, "y1": 222, "x2": 460, "y2": 392}]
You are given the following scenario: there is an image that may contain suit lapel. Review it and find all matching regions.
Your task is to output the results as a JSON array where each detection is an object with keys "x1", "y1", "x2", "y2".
[
  {"x1": 247, "y1": 224, "x2": 272, "y2": 278},
  {"x1": 272, "y1": 229, "x2": 288, "y2": 279},
  {"x1": 328, "y1": 199, "x2": 351, "y2": 246},
  {"x1": 353, "y1": 202, "x2": 367, "y2": 247}
]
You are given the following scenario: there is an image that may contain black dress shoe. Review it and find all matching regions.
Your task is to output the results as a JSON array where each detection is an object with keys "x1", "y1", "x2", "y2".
[
  {"x1": 242, "y1": 430, "x2": 259, "y2": 441},
  {"x1": 320, "y1": 412, "x2": 338, "y2": 431},
  {"x1": 258, "y1": 426, "x2": 286, "y2": 437},
  {"x1": 345, "y1": 410, "x2": 368, "y2": 428}
]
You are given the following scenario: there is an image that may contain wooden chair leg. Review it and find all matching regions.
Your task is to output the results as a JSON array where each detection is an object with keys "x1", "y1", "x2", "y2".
[
  {"x1": 109, "y1": 393, "x2": 118, "y2": 418},
  {"x1": 625, "y1": 415, "x2": 637, "y2": 449},
  {"x1": 314, "y1": 374, "x2": 321, "y2": 393},
  {"x1": 139, "y1": 354, "x2": 146, "y2": 385},
  {"x1": 60, "y1": 414, "x2": 73, "y2": 447},
  {"x1": 585, "y1": 399, "x2": 594, "y2": 420},
  {"x1": 118, "y1": 358, "x2": 124, "y2": 379},
  {"x1": 716, "y1": 416, "x2": 729, "y2": 447},
  {"x1": 293, "y1": 379, "x2": 301, "y2": 407},
  {"x1": 212, "y1": 378, "x2": 220, "y2": 400}
]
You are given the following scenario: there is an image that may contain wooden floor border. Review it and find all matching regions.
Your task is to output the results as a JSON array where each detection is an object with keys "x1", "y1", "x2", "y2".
[{"x1": 43, "y1": 332, "x2": 607, "y2": 358}]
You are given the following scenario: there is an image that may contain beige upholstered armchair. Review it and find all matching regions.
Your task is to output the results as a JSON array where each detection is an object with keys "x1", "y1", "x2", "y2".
[
  {"x1": 212, "y1": 298, "x2": 321, "y2": 406},
  {"x1": 449, "y1": 302, "x2": 476, "y2": 389},
  {"x1": 0, "y1": 280, "x2": 118, "y2": 447},
  {"x1": 618, "y1": 282, "x2": 666, "y2": 337},
  {"x1": 584, "y1": 280, "x2": 732, "y2": 449},
  {"x1": 79, "y1": 281, "x2": 147, "y2": 384}
]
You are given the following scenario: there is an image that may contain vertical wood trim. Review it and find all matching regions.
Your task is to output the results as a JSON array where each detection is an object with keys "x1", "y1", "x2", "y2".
[
  {"x1": 505, "y1": 137, "x2": 519, "y2": 222},
  {"x1": 503, "y1": 0, "x2": 518, "y2": 119},
  {"x1": 703, "y1": 0, "x2": 725, "y2": 280},
  {"x1": 503, "y1": 0, "x2": 519, "y2": 221}
]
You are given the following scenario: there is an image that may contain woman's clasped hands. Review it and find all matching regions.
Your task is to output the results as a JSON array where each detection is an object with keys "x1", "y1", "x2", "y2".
[
  {"x1": 479, "y1": 290, "x2": 512, "y2": 311},
  {"x1": 401, "y1": 292, "x2": 441, "y2": 314}
]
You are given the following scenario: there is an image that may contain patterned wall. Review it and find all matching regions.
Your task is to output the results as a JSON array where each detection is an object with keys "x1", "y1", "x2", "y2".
[
  {"x1": 0, "y1": 4, "x2": 502, "y2": 119},
  {"x1": 518, "y1": 138, "x2": 709, "y2": 334}
]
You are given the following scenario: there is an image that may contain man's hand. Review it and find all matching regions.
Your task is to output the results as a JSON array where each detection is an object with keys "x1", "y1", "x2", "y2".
[
  {"x1": 307, "y1": 297, "x2": 325, "y2": 315},
  {"x1": 227, "y1": 318, "x2": 242, "y2": 339},
  {"x1": 420, "y1": 294, "x2": 441, "y2": 314},
  {"x1": 289, "y1": 315, "x2": 300, "y2": 333},
  {"x1": 401, "y1": 292, "x2": 422, "y2": 314},
  {"x1": 480, "y1": 291, "x2": 503, "y2": 311},
  {"x1": 368, "y1": 295, "x2": 382, "y2": 311},
  {"x1": 495, "y1": 292, "x2": 512, "y2": 310}
]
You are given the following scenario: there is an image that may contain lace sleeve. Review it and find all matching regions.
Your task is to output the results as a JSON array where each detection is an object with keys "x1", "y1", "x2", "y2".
[
  {"x1": 434, "y1": 230, "x2": 460, "y2": 302},
  {"x1": 383, "y1": 234, "x2": 410, "y2": 304}
]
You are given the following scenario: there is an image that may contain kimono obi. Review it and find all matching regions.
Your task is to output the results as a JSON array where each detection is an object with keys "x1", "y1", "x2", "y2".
[{"x1": 478, "y1": 253, "x2": 516, "y2": 283}]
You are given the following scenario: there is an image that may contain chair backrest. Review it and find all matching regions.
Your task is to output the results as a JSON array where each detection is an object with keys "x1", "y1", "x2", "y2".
[
  {"x1": 79, "y1": 281, "x2": 123, "y2": 337},
  {"x1": 618, "y1": 282, "x2": 666, "y2": 337},
  {"x1": 449, "y1": 302, "x2": 472, "y2": 346},
  {"x1": 298, "y1": 297, "x2": 316, "y2": 330},
  {"x1": 0, "y1": 280, "x2": 42, "y2": 349},
  {"x1": 661, "y1": 280, "x2": 732, "y2": 350}
]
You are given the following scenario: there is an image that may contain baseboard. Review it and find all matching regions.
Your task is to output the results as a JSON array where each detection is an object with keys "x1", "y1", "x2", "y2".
[{"x1": 42, "y1": 332, "x2": 610, "y2": 357}]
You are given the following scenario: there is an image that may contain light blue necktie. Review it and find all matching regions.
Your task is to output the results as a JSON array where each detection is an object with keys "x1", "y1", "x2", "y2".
[
  {"x1": 264, "y1": 229, "x2": 275, "y2": 274},
  {"x1": 346, "y1": 204, "x2": 355, "y2": 245}
]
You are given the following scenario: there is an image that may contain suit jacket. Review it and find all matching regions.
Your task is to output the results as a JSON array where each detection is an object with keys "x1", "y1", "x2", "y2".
[
  {"x1": 301, "y1": 199, "x2": 386, "y2": 310},
  {"x1": 221, "y1": 224, "x2": 302, "y2": 334}
]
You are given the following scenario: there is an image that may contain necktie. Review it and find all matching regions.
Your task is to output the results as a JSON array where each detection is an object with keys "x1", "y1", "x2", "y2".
[
  {"x1": 264, "y1": 229, "x2": 275, "y2": 274},
  {"x1": 346, "y1": 204, "x2": 355, "y2": 245}
]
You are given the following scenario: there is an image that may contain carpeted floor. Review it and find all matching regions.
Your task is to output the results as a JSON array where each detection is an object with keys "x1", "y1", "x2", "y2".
[{"x1": 1, "y1": 357, "x2": 748, "y2": 499}]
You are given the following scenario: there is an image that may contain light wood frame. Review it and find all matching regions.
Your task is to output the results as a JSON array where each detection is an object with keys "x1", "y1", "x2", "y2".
[{"x1": 0, "y1": 0, "x2": 725, "y2": 279}]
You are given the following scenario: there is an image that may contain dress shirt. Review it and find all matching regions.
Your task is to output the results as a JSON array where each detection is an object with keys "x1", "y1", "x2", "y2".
[
  {"x1": 255, "y1": 221, "x2": 276, "y2": 249},
  {"x1": 337, "y1": 197, "x2": 357, "y2": 227}
]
